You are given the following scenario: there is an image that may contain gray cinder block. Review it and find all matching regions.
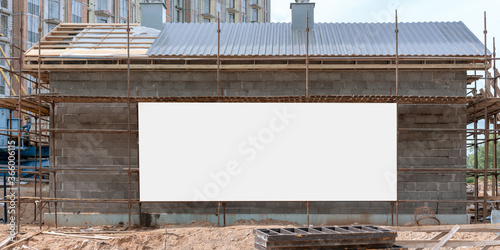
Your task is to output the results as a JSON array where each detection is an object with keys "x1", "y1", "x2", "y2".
[{"x1": 51, "y1": 70, "x2": 468, "y2": 215}]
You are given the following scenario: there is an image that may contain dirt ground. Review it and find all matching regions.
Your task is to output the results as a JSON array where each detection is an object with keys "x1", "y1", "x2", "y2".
[
  {"x1": 397, "y1": 231, "x2": 500, "y2": 250},
  {"x1": 0, "y1": 183, "x2": 498, "y2": 249},
  {"x1": 0, "y1": 182, "x2": 50, "y2": 225},
  {"x1": 468, "y1": 179, "x2": 500, "y2": 197},
  {"x1": 0, "y1": 221, "x2": 498, "y2": 249}
]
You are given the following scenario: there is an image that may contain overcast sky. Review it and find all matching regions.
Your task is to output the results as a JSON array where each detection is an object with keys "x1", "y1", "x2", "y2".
[{"x1": 271, "y1": 0, "x2": 500, "y2": 51}]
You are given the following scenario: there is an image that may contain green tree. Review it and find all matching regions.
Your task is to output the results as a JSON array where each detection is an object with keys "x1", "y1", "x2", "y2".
[{"x1": 467, "y1": 135, "x2": 500, "y2": 169}]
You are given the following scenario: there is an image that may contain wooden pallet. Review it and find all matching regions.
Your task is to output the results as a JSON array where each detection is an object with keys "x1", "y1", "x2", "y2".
[{"x1": 253, "y1": 226, "x2": 398, "y2": 250}]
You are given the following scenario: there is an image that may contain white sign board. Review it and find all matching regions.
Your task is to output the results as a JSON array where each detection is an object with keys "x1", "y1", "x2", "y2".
[{"x1": 139, "y1": 103, "x2": 397, "y2": 202}]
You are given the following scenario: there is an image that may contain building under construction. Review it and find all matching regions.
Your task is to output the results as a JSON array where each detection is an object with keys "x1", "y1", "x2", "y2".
[{"x1": 0, "y1": 0, "x2": 499, "y2": 229}]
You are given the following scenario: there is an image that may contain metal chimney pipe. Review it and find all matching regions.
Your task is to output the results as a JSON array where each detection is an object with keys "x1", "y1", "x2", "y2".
[
  {"x1": 290, "y1": 1, "x2": 315, "y2": 31},
  {"x1": 140, "y1": 1, "x2": 167, "y2": 30}
]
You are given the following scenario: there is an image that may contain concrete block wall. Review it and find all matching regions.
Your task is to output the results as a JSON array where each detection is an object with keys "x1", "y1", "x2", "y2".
[
  {"x1": 51, "y1": 71, "x2": 466, "y2": 97},
  {"x1": 397, "y1": 104, "x2": 467, "y2": 215},
  {"x1": 52, "y1": 103, "x2": 139, "y2": 213},
  {"x1": 49, "y1": 70, "x2": 467, "y2": 218}
]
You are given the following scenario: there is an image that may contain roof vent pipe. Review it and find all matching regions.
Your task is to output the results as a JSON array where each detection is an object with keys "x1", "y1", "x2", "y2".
[
  {"x1": 290, "y1": 0, "x2": 315, "y2": 31},
  {"x1": 140, "y1": 1, "x2": 167, "y2": 30}
]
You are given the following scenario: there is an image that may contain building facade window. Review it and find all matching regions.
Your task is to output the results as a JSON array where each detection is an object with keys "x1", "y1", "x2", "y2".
[
  {"x1": 252, "y1": 8, "x2": 258, "y2": 22},
  {"x1": 228, "y1": 0, "x2": 234, "y2": 8},
  {"x1": 49, "y1": 0, "x2": 60, "y2": 20},
  {"x1": 203, "y1": 0, "x2": 210, "y2": 14},
  {"x1": 192, "y1": 0, "x2": 198, "y2": 22},
  {"x1": 228, "y1": 12, "x2": 234, "y2": 23},
  {"x1": 26, "y1": 76, "x2": 33, "y2": 95},
  {"x1": 27, "y1": 16, "x2": 39, "y2": 45},
  {"x1": 27, "y1": 0, "x2": 40, "y2": 15},
  {"x1": 27, "y1": 0, "x2": 40, "y2": 47},
  {"x1": 97, "y1": 0, "x2": 107, "y2": 11},
  {"x1": 241, "y1": 0, "x2": 246, "y2": 21},
  {"x1": 0, "y1": 43, "x2": 5, "y2": 67},
  {"x1": 72, "y1": 0, "x2": 82, "y2": 23},
  {"x1": 0, "y1": 14, "x2": 7, "y2": 38},
  {"x1": 263, "y1": 0, "x2": 267, "y2": 21},
  {"x1": 131, "y1": 3, "x2": 135, "y2": 22},
  {"x1": 0, "y1": 73, "x2": 5, "y2": 95},
  {"x1": 1, "y1": 0, "x2": 7, "y2": 9},
  {"x1": 120, "y1": 0, "x2": 128, "y2": 18}
]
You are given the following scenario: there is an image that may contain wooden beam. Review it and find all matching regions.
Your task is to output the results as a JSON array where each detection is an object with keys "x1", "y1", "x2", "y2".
[
  {"x1": 416, "y1": 232, "x2": 447, "y2": 250},
  {"x1": 42, "y1": 231, "x2": 115, "y2": 240},
  {"x1": 22, "y1": 63, "x2": 489, "y2": 72},
  {"x1": 67, "y1": 24, "x2": 91, "y2": 48},
  {"x1": 38, "y1": 41, "x2": 154, "y2": 44},
  {"x1": 25, "y1": 49, "x2": 148, "y2": 57},
  {"x1": 44, "y1": 36, "x2": 156, "y2": 39},
  {"x1": 37, "y1": 95, "x2": 475, "y2": 105},
  {"x1": 0, "y1": 236, "x2": 12, "y2": 248},
  {"x1": 481, "y1": 234, "x2": 500, "y2": 250},
  {"x1": 397, "y1": 240, "x2": 500, "y2": 248},
  {"x1": 59, "y1": 23, "x2": 138, "y2": 26},
  {"x1": 388, "y1": 223, "x2": 500, "y2": 232},
  {"x1": 2, "y1": 230, "x2": 43, "y2": 249},
  {"x1": 431, "y1": 225, "x2": 460, "y2": 250},
  {"x1": 49, "y1": 31, "x2": 131, "y2": 34},
  {"x1": 35, "y1": 45, "x2": 150, "y2": 49}
]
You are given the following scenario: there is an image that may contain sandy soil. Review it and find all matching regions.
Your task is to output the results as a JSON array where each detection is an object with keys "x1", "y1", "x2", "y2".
[
  {"x1": 0, "y1": 183, "x2": 498, "y2": 249},
  {"x1": 0, "y1": 221, "x2": 497, "y2": 249},
  {"x1": 0, "y1": 182, "x2": 50, "y2": 225},
  {"x1": 0, "y1": 220, "x2": 294, "y2": 250},
  {"x1": 397, "y1": 231, "x2": 500, "y2": 250}
]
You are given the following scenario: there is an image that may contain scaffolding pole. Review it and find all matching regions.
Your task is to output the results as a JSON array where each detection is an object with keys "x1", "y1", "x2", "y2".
[{"x1": 4, "y1": 9, "x2": 499, "y2": 229}]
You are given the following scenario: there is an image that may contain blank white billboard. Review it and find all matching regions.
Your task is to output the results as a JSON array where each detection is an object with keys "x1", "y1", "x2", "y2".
[{"x1": 139, "y1": 103, "x2": 397, "y2": 202}]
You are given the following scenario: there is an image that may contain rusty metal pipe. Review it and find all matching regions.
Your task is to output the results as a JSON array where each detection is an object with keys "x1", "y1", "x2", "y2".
[
  {"x1": 305, "y1": 10, "x2": 309, "y2": 98},
  {"x1": 306, "y1": 201, "x2": 310, "y2": 226},
  {"x1": 217, "y1": 12, "x2": 221, "y2": 98},
  {"x1": 127, "y1": 0, "x2": 132, "y2": 228},
  {"x1": 395, "y1": 10, "x2": 399, "y2": 97},
  {"x1": 483, "y1": 11, "x2": 489, "y2": 224},
  {"x1": 16, "y1": 0, "x2": 24, "y2": 235}
]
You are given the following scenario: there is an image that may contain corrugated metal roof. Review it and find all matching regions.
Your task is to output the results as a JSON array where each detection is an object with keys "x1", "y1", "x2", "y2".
[{"x1": 147, "y1": 21, "x2": 490, "y2": 57}]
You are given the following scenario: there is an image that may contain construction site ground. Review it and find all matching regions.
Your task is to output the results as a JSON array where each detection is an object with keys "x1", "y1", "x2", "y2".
[
  {"x1": 0, "y1": 182, "x2": 499, "y2": 249},
  {"x1": 0, "y1": 220, "x2": 497, "y2": 249}
]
